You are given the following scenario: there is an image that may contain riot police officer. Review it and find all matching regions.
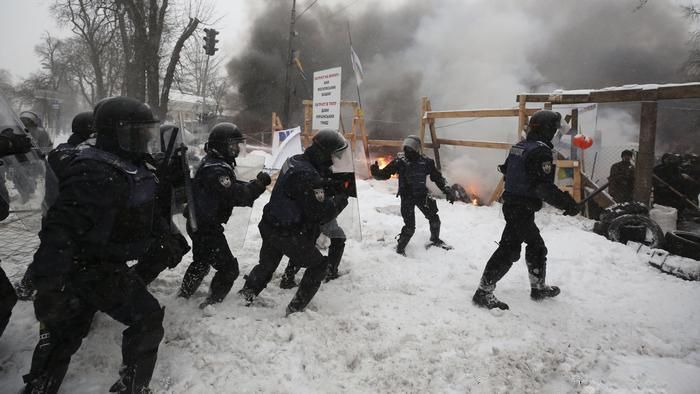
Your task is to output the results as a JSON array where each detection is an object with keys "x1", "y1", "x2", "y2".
[
  {"x1": 15, "y1": 111, "x2": 97, "y2": 301},
  {"x1": 19, "y1": 111, "x2": 53, "y2": 152},
  {"x1": 22, "y1": 96, "x2": 166, "y2": 394},
  {"x1": 370, "y1": 135, "x2": 457, "y2": 255},
  {"x1": 126, "y1": 123, "x2": 190, "y2": 286},
  {"x1": 0, "y1": 128, "x2": 32, "y2": 338},
  {"x1": 239, "y1": 129, "x2": 349, "y2": 315},
  {"x1": 472, "y1": 110, "x2": 579, "y2": 310},
  {"x1": 177, "y1": 123, "x2": 271, "y2": 308}
]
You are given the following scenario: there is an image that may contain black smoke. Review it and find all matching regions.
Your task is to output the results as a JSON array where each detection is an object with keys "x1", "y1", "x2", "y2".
[{"x1": 227, "y1": 0, "x2": 698, "y2": 152}]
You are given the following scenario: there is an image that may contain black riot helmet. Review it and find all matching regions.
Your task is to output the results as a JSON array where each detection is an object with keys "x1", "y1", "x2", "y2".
[
  {"x1": 402, "y1": 135, "x2": 422, "y2": 161},
  {"x1": 19, "y1": 111, "x2": 43, "y2": 128},
  {"x1": 205, "y1": 122, "x2": 246, "y2": 163},
  {"x1": 71, "y1": 111, "x2": 95, "y2": 141},
  {"x1": 527, "y1": 110, "x2": 562, "y2": 142},
  {"x1": 304, "y1": 129, "x2": 348, "y2": 170},
  {"x1": 93, "y1": 96, "x2": 159, "y2": 158}
]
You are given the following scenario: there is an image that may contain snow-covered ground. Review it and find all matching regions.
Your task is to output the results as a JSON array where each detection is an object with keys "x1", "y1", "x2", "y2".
[{"x1": 1, "y1": 179, "x2": 700, "y2": 393}]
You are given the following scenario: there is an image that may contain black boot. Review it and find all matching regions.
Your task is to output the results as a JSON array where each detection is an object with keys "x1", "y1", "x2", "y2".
[
  {"x1": 396, "y1": 232, "x2": 412, "y2": 256},
  {"x1": 325, "y1": 238, "x2": 345, "y2": 281},
  {"x1": 238, "y1": 287, "x2": 256, "y2": 305},
  {"x1": 177, "y1": 261, "x2": 210, "y2": 299},
  {"x1": 109, "y1": 365, "x2": 152, "y2": 394},
  {"x1": 472, "y1": 289, "x2": 509, "y2": 310},
  {"x1": 530, "y1": 285, "x2": 560, "y2": 300}
]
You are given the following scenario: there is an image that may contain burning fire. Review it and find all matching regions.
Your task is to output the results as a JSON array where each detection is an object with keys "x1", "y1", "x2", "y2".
[
  {"x1": 373, "y1": 155, "x2": 398, "y2": 178},
  {"x1": 451, "y1": 183, "x2": 482, "y2": 206},
  {"x1": 375, "y1": 155, "x2": 393, "y2": 168}
]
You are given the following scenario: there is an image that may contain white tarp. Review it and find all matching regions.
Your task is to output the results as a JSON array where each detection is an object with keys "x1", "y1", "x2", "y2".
[{"x1": 268, "y1": 127, "x2": 303, "y2": 170}]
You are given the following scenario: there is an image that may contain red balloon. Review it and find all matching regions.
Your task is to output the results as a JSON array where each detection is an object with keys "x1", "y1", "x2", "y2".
[{"x1": 573, "y1": 134, "x2": 593, "y2": 149}]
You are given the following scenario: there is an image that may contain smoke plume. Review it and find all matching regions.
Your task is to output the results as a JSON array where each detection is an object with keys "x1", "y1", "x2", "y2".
[{"x1": 228, "y1": 0, "x2": 698, "y2": 197}]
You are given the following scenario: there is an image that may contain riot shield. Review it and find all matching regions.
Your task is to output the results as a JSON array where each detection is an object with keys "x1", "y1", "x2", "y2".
[
  {"x1": 327, "y1": 140, "x2": 362, "y2": 241},
  {"x1": 225, "y1": 154, "x2": 266, "y2": 250},
  {"x1": 0, "y1": 93, "x2": 56, "y2": 231}
]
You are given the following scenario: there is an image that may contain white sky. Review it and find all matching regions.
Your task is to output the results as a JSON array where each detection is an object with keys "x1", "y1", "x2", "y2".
[{"x1": 0, "y1": 0, "x2": 262, "y2": 83}]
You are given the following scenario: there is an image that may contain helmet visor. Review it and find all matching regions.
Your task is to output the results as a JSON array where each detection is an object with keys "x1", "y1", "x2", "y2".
[
  {"x1": 117, "y1": 121, "x2": 160, "y2": 154},
  {"x1": 330, "y1": 144, "x2": 353, "y2": 173},
  {"x1": 229, "y1": 140, "x2": 247, "y2": 158}
]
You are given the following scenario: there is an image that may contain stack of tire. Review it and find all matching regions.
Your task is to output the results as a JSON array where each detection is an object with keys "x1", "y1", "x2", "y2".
[{"x1": 593, "y1": 202, "x2": 665, "y2": 249}]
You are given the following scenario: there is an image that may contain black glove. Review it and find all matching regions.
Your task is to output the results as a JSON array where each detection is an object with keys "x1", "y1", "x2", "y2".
[
  {"x1": 333, "y1": 192, "x2": 349, "y2": 212},
  {"x1": 563, "y1": 204, "x2": 580, "y2": 216},
  {"x1": 370, "y1": 161, "x2": 380, "y2": 177},
  {"x1": 443, "y1": 187, "x2": 457, "y2": 204},
  {"x1": 256, "y1": 171, "x2": 272, "y2": 187},
  {"x1": 33, "y1": 275, "x2": 82, "y2": 321},
  {"x1": 0, "y1": 128, "x2": 32, "y2": 155}
]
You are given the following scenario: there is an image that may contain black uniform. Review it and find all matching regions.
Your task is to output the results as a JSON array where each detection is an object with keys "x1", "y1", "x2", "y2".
[
  {"x1": 0, "y1": 130, "x2": 32, "y2": 338},
  {"x1": 474, "y1": 132, "x2": 578, "y2": 310},
  {"x1": 23, "y1": 146, "x2": 166, "y2": 392},
  {"x1": 241, "y1": 153, "x2": 348, "y2": 314},
  {"x1": 608, "y1": 160, "x2": 635, "y2": 203},
  {"x1": 371, "y1": 153, "x2": 451, "y2": 253},
  {"x1": 653, "y1": 157, "x2": 694, "y2": 211},
  {"x1": 178, "y1": 153, "x2": 266, "y2": 304}
]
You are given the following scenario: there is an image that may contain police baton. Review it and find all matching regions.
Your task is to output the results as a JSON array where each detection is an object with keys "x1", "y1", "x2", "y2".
[
  {"x1": 180, "y1": 143, "x2": 198, "y2": 232},
  {"x1": 577, "y1": 181, "x2": 609, "y2": 206}
]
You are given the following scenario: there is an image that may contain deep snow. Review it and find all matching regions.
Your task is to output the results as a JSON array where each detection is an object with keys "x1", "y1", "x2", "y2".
[{"x1": 1, "y1": 179, "x2": 699, "y2": 393}]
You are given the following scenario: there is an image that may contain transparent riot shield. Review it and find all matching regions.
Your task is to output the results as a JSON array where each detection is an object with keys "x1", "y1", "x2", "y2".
[
  {"x1": 328, "y1": 141, "x2": 362, "y2": 241},
  {"x1": 0, "y1": 93, "x2": 56, "y2": 232},
  {"x1": 224, "y1": 154, "x2": 266, "y2": 250}
]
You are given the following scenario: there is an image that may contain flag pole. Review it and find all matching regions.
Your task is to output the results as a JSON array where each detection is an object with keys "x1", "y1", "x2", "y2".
[{"x1": 347, "y1": 20, "x2": 363, "y2": 108}]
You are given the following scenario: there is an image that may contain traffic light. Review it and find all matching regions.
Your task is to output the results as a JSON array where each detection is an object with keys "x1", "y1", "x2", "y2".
[{"x1": 203, "y1": 28, "x2": 219, "y2": 56}]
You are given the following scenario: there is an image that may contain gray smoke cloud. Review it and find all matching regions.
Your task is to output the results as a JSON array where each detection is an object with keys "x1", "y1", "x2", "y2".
[{"x1": 228, "y1": 0, "x2": 697, "y2": 197}]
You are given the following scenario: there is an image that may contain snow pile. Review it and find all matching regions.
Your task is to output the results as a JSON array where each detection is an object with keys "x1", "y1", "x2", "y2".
[{"x1": 1, "y1": 179, "x2": 700, "y2": 393}]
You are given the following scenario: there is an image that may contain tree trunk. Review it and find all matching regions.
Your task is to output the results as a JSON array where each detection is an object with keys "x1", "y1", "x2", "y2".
[{"x1": 160, "y1": 17, "x2": 200, "y2": 119}]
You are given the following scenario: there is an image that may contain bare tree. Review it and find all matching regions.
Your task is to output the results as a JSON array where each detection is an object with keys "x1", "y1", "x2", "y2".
[{"x1": 52, "y1": 0, "x2": 122, "y2": 101}]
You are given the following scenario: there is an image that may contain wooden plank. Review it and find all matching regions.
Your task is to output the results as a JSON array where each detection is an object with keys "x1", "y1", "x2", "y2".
[
  {"x1": 634, "y1": 101, "x2": 657, "y2": 205},
  {"x1": 518, "y1": 95, "x2": 527, "y2": 141},
  {"x1": 368, "y1": 139, "x2": 436, "y2": 149},
  {"x1": 425, "y1": 99, "x2": 442, "y2": 169},
  {"x1": 488, "y1": 177, "x2": 505, "y2": 205},
  {"x1": 570, "y1": 108, "x2": 578, "y2": 160},
  {"x1": 657, "y1": 84, "x2": 700, "y2": 100},
  {"x1": 573, "y1": 163, "x2": 582, "y2": 202},
  {"x1": 419, "y1": 97, "x2": 428, "y2": 144},
  {"x1": 555, "y1": 160, "x2": 579, "y2": 168},
  {"x1": 435, "y1": 138, "x2": 511, "y2": 150},
  {"x1": 583, "y1": 175, "x2": 615, "y2": 208},
  {"x1": 517, "y1": 83, "x2": 700, "y2": 104},
  {"x1": 425, "y1": 108, "x2": 539, "y2": 119}
]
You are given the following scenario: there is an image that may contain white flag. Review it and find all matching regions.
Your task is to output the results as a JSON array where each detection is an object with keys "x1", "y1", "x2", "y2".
[{"x1": 350, "y1": 45, "x2": 364, "y2": 86}]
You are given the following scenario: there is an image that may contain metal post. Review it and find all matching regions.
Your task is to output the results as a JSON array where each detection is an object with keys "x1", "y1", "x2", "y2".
[
  {"x1": 634, "y1": 101, "x2": 658, "y2": 205},
  {"x1": 200, "y1": 54, "x2": 211, "y2": 117},
  {"x1": 282, "y1": 0, "x2": 297, "y2": 124}
]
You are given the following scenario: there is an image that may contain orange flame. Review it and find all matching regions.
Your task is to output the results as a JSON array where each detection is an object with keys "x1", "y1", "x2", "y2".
[{"x1": 373, "y1": 155, "x2": 398, "y2": 178}]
